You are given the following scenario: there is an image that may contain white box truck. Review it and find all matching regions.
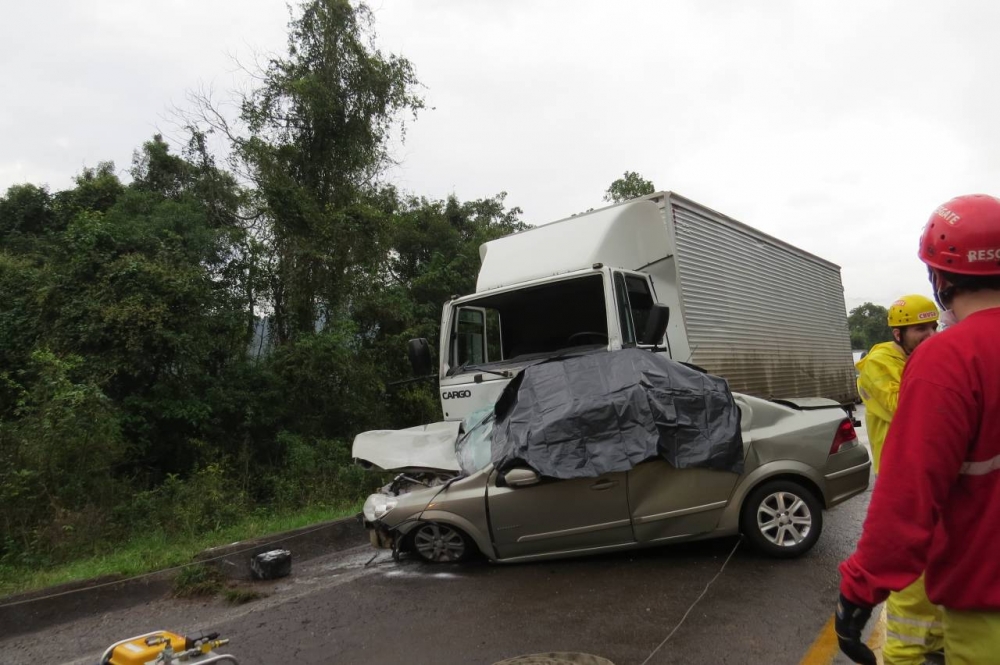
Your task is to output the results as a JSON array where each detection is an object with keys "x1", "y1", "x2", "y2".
[{"x1": 415, "y1": 191, "x2": 858, "y2": 423}]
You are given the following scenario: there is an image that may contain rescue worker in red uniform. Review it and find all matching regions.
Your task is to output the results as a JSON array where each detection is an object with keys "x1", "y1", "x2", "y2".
[
  {"x1": 855, "y1": 295, "x2": 943, "y2": 664},
  {"x1": 837, "y1": 194, "x2": 1000, "y2": 665}
]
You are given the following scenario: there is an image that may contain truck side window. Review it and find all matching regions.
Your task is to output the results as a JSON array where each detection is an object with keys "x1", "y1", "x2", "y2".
[
  {"x1": 625, "y1": 275, "x2": 655, "y2": 342},
  {"x1": 455, "y1": 308, "x2": 487, "y2": 366},
  {"x1": 614, "y1": 272, "x2": 637, "y2": 346},
  {"x1": 486, "y1": 309, "x2": 503, "y2": 362},
  {"x1": 615, "y1": 272, "x2": 656, "y2": 346}
]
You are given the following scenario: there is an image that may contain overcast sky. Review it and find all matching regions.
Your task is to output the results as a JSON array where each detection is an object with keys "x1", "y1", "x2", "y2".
[{"x1": 4, "y1": 0, "x2": 999, "y2": 312}]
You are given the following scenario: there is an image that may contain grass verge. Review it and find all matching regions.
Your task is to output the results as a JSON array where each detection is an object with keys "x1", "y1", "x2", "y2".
[
  {"x1": 172, "y1": 565, "x2": 224, "y2": 598},
  {"x1": 0, "y1": 501, "x2": 363, "y2": 599}
]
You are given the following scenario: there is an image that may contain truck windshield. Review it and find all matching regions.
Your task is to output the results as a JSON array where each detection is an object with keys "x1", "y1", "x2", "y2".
[{"x1": 450, "y1": 273, "x2": 608, "y2": 372}]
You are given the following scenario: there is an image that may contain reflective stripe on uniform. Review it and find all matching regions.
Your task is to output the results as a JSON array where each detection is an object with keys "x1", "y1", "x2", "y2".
[
  {"x1": 886, "y1": 613, "x2": 944, "y2": 629},
  {"x1": 960, "y1": 453, "x2": 1000, "y2": 476},
  {"x1": 883, "y1": 575, "x2": 945, "y2": 662},
  {"x1": 885, "y1": 630, "x2": 929, "y2": 645}
]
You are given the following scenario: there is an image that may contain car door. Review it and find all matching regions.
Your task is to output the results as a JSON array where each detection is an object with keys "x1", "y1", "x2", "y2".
[
  {"x1": 486, "y1": 469, "x2": 633, "y2": 560},
  {"x1": 627, "y1": 459, "x2": 740, "y2": 543}
]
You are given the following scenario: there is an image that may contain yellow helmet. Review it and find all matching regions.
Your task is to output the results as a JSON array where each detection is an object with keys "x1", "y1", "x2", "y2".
[{"x1": 887, "y1": 294, "x2": 939, "y2": 328}]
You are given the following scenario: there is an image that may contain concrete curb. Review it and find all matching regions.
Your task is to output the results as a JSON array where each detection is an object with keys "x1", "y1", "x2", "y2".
[
  {"x1": 0, "y1": 513, "x2": 368, "y2": 640},
  {"x1": 0, "y1": 570, "x2": 176, "y2": 642}
]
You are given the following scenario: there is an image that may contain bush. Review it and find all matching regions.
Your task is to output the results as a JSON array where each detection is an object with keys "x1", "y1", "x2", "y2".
[
  {"x1": 269, "y1": 432, "x2": 382, "y2": 511},
  {"x1": 121, "y1": 464, "x2": 248, "y2": 538},
  {"x1": 0, "y1": 351, "x2": 127, "y2": 564},
  {"x1": 172, "y1": 564, "x2": 223, "y2": 598}
]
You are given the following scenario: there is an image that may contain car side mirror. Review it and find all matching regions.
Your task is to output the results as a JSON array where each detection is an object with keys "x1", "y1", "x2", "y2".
[
  {"x1": 503, "y1": 468, "x2": 540, "y2": 488},
  {"x1": 407, "y1": 338, "x2": 432, "y2": 376},
  {"x1": 639, "y1": 304, "x2": 670, "y2": 346}
]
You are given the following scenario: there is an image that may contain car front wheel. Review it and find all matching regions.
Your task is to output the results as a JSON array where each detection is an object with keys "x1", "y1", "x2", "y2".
[
  {"x1": 409, "y1": 522, "x2": 474, "y2": 563},
  {"x1": 740, "y1": 480, "x2": 822, "y2": 558}
]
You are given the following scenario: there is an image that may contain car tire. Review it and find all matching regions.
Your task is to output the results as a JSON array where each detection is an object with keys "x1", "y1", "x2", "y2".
[
  {"x1": 408, "y1": 522, "x2": 475, "y2": 563},
  {"x1": 740, "y1": 479, "x2": 823, "y2": 558}
]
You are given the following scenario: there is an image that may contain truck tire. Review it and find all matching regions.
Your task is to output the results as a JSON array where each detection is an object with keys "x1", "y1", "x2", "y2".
[{"x1": 740, "y1": 479, "x2": 823, "y2": 558}]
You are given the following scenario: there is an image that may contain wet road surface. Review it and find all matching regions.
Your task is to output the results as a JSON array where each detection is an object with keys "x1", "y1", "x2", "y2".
[{"x1": 2, "y1": 490, "x2": 872, "y2": 665}]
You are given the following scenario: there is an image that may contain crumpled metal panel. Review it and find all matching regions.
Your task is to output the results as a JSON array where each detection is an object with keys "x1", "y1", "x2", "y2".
[
  {"x1": 490, "y1": 349, "x2": 743, "y2": 479},
  {"x1": 352, "y1": 421, "x2": 462, "y2": 472}
]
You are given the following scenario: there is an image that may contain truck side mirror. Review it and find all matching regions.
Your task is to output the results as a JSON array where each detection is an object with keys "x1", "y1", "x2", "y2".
[
  {"x1": 639, "y1": 304, "x2": 670, "y2": 346},
  {"x1": 407, "y1": 338, "x2": 432, "y2": 376}
]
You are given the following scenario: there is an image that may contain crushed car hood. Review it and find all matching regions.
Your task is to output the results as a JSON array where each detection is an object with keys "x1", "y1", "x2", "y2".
[{"x1": 352, "y1": 421, "x2": 462, "y2": 472}]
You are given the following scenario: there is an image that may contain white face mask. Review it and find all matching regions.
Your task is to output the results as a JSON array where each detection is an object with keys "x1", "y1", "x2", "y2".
[{"x1": 939, "y1": 309, "x2": 959, "y2": 330}]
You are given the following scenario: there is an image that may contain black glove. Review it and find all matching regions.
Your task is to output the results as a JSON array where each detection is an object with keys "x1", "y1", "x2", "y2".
[{"x1": 835, "y1": 593, "x2": 876, "y2": 665}]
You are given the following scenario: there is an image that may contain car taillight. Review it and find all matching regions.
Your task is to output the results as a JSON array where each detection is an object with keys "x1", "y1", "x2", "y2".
[{"x1": 830, "y1": 419, "x2": 858, "y2": 455}]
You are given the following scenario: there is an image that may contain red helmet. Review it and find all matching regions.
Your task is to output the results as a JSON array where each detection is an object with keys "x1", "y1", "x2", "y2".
[{"x1": 919, "y1": 194, "x2": 1000, "y2": 275}]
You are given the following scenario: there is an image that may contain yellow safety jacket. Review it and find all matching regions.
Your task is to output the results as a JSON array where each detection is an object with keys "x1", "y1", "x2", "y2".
[{"x1": 855, "y1": 341, "x2": 906, "y2": 474}]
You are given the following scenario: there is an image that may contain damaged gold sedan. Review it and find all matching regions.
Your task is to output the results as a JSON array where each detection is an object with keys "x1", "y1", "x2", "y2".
[{"x1": 355, "y1": 351, "x2": 870, "y2": 564}]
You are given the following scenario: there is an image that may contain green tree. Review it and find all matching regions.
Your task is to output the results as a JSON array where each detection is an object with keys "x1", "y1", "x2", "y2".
[
  {"x1": 604, "y1": 171, "x2": 655, "y2": 203},
  {"x1": 0, "y1": 252, "x2": 46, "y2": 417},
  {"x1": 0, "y1": 1, "x2": 538, "y2": 572},
  {"x1": 352, "y1": 190, "x2": 526, "y2": 427},
  {"x1": 54, "y1": 162, "x2": 124, "y2": 221},
  {"x1": 0, "y1": 184, "x2": 56, "y2": 239},
  {"x1": 233, "y1": 0, "x2": 423, "y2": 344},
  {"x1": 0, "y1": 138, "x2": 258, "y2": 562},
  {"x1": 0, "y1": 350, "x2": 125, "y2": 556},
  {"x1": 848, "y1": 302, "x2": 892, "y2": 351}
]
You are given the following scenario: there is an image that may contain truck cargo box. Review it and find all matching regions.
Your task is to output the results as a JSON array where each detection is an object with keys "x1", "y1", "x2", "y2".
[{"x1": 644, "y1": 192, "x2": 857, "y2": 405}]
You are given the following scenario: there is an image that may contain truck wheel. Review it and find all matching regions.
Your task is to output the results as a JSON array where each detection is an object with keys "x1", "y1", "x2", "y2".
[
  {"x1": 409, "y1": 522, "x2": 474, "y2": 563},
  {"x1": 740, "y1": 480, "x2": 822, "y2": 558}
]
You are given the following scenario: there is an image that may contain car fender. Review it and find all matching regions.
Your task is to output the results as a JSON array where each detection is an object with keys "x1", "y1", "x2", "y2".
[
  {"x1": 717, "y1": 460, "x2": 827, "y2": 532},
  {"x1": 395, "y1": 509, "x2": 498, "y2": 561}
]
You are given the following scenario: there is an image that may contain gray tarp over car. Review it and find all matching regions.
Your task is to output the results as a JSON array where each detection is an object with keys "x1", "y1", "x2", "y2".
[{"x1": 490, "y1": 349, "x2": 744, "y2": 479}]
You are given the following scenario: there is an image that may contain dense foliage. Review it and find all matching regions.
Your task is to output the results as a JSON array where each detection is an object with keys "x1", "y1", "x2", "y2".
[
  {"x1": 0, "y1": 0, "x2": 525, "y2": 569},
  {"x1": 848, "y1": 302, "x2": 893, "y2": 351}
]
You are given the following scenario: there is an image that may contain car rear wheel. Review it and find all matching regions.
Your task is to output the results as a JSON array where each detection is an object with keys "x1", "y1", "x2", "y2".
[
  {"x1": 409, "y1": 522, "x2": 473, "y2": 563},
  {"x1": 740, "y1": 480, "x2": 822, "y2": 558}
]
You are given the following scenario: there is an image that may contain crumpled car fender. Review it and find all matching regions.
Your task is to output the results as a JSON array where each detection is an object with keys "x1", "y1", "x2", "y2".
[{"x1": 393, "y1": 509, "x2": 498, "y2": 561}]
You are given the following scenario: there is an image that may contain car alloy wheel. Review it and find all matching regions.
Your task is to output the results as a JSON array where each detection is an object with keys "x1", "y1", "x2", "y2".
[
  {"x1": 740, "y1": 479, "x2": 823, "y2": 558},
  {"x1": 757, "y1": 490, "x2": 812, "y2": 547},
  {"x1": 411, "y1": 522, "x2": 469, "y2": 563}
]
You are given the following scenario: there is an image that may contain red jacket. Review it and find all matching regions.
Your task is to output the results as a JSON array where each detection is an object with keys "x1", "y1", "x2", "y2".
[{"x1": 840, "y1": 307, "x2": 1000, "y2": 610}]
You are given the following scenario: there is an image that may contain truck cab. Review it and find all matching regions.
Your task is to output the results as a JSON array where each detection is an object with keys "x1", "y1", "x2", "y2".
[
  {"x1": 405, "y1": 192, "x2": 857, "y2": 422},
  {"x1": 434, "y1": 266, "x2": 670, "y2": 421}
]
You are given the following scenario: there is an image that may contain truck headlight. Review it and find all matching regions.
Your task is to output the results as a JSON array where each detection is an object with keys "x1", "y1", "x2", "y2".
[{"x1": 363, "y1": 493, "x2": 399, "y2": 522}]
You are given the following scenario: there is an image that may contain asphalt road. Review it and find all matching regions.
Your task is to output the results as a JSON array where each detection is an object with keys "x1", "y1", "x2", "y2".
[{"x1": 2, "y1": 418, "x2": 875, "y2": 665}]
